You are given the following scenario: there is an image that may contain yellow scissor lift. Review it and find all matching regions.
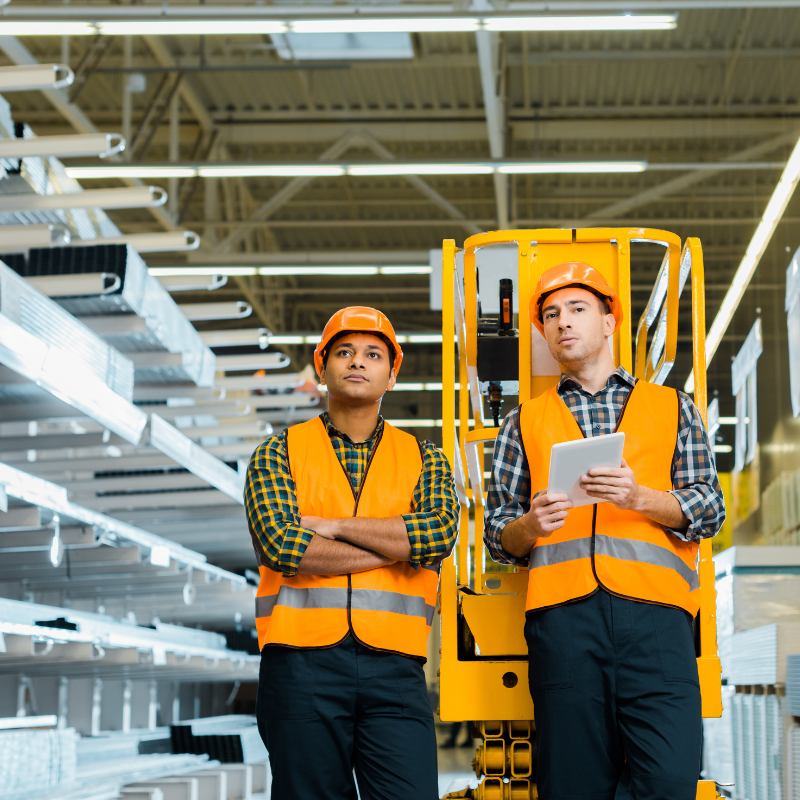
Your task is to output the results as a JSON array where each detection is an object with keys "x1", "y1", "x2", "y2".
[{"x1": 438, "y1": 229, "x2": 723, "y2": 800}]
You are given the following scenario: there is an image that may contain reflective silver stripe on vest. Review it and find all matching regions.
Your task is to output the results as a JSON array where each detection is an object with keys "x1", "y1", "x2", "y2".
[
  {"x1": 256, "y1": 586, "x2": 435, "y2": 625},
  {"x1": 528, "y1": 534, "x2": 699, "y2": 591},
  {"x1": 530, "y1": 537, "x2": 592, "y2": 568},
  {"x1": 595, "y1": 535, "x2": 699, "y2": 591},
  {"x1": 351, "y1": 588, "x2": 435, "y2": 626},
  {"x1": 255, "y1": 586, "x2": 348, "y2": 618}
]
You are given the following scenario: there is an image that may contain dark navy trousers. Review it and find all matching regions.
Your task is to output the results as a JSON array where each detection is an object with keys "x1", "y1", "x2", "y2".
[
  {"x1": 525, "y1": 589, "x2": 702, "y2": 800},
  {"x1": 256, "y1": 634, "x2": 438, "y2": 800}
]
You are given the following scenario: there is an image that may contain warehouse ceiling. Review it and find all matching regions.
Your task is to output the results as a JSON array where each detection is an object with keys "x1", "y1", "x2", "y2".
[{"x1": 2, "y1": 1, "x2": 800, "y2": 477}]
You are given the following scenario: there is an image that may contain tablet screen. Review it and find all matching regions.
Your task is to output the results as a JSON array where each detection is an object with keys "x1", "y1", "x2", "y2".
[{"x1": 547, "y1": 433, "x2": 626, "y2": 507}]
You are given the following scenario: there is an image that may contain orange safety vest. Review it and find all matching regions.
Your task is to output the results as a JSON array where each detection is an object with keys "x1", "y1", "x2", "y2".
[
  {"x1": 254, "y1": 416, "x2": 440, "y2": 659},
  {"x1": 519, "y1": 380, "x2": 700, "y2": 617}
]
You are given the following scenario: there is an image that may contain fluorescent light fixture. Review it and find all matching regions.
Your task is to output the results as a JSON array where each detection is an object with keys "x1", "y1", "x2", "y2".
[
  {"x1": 0, "y1": 22, "x2": 96, "y2": 37},
  {"x1": 0, "y1": 14, "x2": 675, "y2": 37},
  {"x1": 393, "y1": 382, "x2": 456, "y2": 391},
  {"x1": 151, "y1": 266, "x2": 257, "y2": 277},
  {"x1": 0, "y1": 63, "x2": 74, "y2": 91},
  {"x1": 268, "y1": 335, "x2": 306, "y2": 345},
  {"x1": 685, "y1": 132, "x2": 800, "y2": 393},
  {"x1": 67, "y1": 165, "x2": 194, "y2": 179},
  {"x1": 497, "y1": 161, "x2": 646, "y2": 174},
  {"x1": 291, "y1": 18, "x2": 479, "y2": 34},
  {"x1": 408, "y1": 334, "x2": 444, "y2": 343},
  {"x1": 0, "y1": 133, "x2": 124, "y2": 160},
  {"x1": 259, "y1": 266, "x2": 379, "y2": 276},
  {"x1": 101, "y1": 20, "x2": 287, "y2": 36},
  {"x1": 198, "y1": 165, "x2": 344, "y2": 178},
  {"x1": 714, "y1": 445, "x2": 733, "y2": 454},
  {"x1": 348, "y1": 163, "x2": 494, "y2": 177},
  {"x1": 149, "y1": 265, "x2": 429, "y2": 277},
  {"x1": 482, "y1": 15, "x2": 676, "y2": 31},
  {"x1": 63, "y1": 161, "x2": 647, "y2": 180}
]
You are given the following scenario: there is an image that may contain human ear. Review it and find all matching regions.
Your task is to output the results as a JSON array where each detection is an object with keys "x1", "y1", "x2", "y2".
[{"x1": 387, "y1": 368, "x2": 397, "y2": 392}]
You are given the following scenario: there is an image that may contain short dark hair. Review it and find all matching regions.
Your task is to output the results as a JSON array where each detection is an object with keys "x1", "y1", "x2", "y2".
[
  {"x1": 322, "y1": 330, "x2": 396, "y2": 369},
  {"x1": 539, "y1": 283, "x2": 610, "y2": 321}
]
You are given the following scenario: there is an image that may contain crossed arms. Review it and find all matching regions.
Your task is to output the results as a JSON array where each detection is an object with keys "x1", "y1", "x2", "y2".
[{"x1": 245, "y1": 433, "x2": 459, "y2": 577}]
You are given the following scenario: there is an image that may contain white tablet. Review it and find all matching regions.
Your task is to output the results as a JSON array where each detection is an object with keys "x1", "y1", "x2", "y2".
[{"x1": 547, "y1": 432, "x2": 626, "y2": 507}]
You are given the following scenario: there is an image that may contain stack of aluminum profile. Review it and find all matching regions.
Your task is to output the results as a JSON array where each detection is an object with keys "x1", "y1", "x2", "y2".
[
  {"x1": 788, "y1": 654, "x2": 800, "y2": 714},
  {"x1": 714, "y1": 547, "x2": 800, "y2": 680},
  {"x1": 0, "y1": 114, "x2": 121, "y2": 240},
  {"x1": 0, "y1": 721, "x2": 77, "y2": 793},
  {"x1": 171, "y1": 716, "x2": 267, "y2": 764},
  {"x1": 730, "y1": 692, "x2": 784, "y2": 800},
  {"x1": 792, "y1": 726, "x2": 800, "y2": 799},
  {"x1": 728, "y1": 623, "x2": 800, "y2": 685},
  {"x1": 12, "y1": 244, "x2": 215, "y2": 387},
  {"x1": 0, "y1": 261, "x2": 134, "y2": 400}
]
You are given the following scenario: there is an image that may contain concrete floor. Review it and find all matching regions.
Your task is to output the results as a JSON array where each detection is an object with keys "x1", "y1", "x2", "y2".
[{"x1": 436, "y1": 724, "x2": 478, "y2": 797}]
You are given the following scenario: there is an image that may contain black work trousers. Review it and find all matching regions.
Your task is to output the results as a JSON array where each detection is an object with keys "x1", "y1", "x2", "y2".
[
  {"x1": 256, "y1": 634, "x2": 438, "y2": 800},
  {"x1": 525, "y1": 589, "x2": 702, "y2": 800}
]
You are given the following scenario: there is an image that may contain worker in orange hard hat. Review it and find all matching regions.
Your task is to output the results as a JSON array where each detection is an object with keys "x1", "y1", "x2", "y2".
[
  {"x1": 484, "y1": 263, "x2": 725, "y2": 800},
  {"x1": 245, "y1": 306, "x2": 459, "y2": 800}
]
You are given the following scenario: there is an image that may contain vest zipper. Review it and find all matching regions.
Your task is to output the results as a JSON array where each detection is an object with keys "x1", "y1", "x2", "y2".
[{"x1": 337, "y1": 427, "x2": 384, "y2": 635}]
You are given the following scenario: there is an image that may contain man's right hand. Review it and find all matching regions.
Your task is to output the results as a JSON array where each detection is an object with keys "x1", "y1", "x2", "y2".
[{"x1": 500, "y1": 492, "x2": 574, "y2": 558}]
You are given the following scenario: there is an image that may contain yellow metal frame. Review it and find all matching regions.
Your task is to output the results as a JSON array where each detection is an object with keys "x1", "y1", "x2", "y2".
[{"x1": 439, "y1": 229, "x2": 722, "y2": 796}]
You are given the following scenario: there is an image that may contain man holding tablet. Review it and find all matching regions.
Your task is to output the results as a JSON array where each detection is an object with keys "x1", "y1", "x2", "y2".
[{"x1": 484, "y1": 263, "x2": 724, "y2": 800}]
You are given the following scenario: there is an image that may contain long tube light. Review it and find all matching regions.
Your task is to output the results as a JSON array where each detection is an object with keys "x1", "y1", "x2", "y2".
[
  {"x1": 149, "y1": 265, "x2": 431, "y2": 276},
  {"x1": 685, "y1": 132, "x2": 800, "y2": 393},
  {"x1": 0, "y1": 186, "x2": 166, "y2": 212},
  {"x1": 67, "y1": 161, "x2": 647, "y2": 179},
  {"x1": 0, "y1": 15, "x2": 677, "y2": 37}
]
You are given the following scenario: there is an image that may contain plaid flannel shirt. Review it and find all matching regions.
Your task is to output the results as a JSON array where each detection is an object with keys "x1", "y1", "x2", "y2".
[
  {"x1": 246, "y1": 413, "x2": 459, "y2": 577},
  {"x1": 484, "y1": 367, "x2": 725, "y2": 567}
]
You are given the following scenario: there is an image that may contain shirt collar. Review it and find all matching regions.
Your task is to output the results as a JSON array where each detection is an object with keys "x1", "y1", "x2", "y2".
[
  {"x1": 557, "y1": 366, "x2": 635, "y2": 396},
  {"x1": 321, "y1": 411, "x2": 384, "y2": 445}
]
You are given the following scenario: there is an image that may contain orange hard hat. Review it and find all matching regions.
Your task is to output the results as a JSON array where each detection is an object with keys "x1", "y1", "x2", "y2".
[
  {"x1": 529, "y1": 261, "x2": 623, "y2": 335},
  {"x1": 313, "y1": 306, "x2": 404, "y2": 376}
]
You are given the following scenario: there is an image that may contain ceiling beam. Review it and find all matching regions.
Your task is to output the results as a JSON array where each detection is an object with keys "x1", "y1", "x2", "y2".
[
  {"x1": 474, "y1": 12, "x2": 509, "y2": 229},
  {"x1": 358, "y1": 131, "x2": 480, "y2": 236},
  {"x1": 587, "y1": 130, "x2": 800, "y2": 219},
  {"x1": 211, "y1": 130, "x2": 361, "y2": 253}
]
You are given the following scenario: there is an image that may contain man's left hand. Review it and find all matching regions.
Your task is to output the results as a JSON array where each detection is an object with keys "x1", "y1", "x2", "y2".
[
  {"x1": 580, "y1": 458, "x2": 640, "y2": 511},
  {"x1": 300, "y1": 516, "x2": 339, "y2": 539}
]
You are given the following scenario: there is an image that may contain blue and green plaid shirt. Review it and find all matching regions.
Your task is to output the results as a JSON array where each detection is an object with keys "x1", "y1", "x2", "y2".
[
  {"x1": 485, "y1": 367, "x2": 725, "y2": 567},
  {"x1": 246, "y1": 413, "x2": 459, "y2": 576}
]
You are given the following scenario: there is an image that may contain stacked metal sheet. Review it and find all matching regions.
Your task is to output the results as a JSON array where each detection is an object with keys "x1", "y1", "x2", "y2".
[
  {"x1": 714, "y1": 547, "x2": 800, "y2": 679},
  {"x1": 12, "y1": 244, "x2": 215, "y2": 387},
  {"x1": 792, "y1": 726, "x2": 800, "y2": 800},
  {"x1": 701, "y1": 685, "x2": 735, "y2": 786},
  {"x1": 728, "y1": 623, "x2": 800, "y2": 685},
  {"x1": 0, "y1": 723, "x2": 77, "y2": 793},
  {"x1": 171, "y1": 716, "x2": 267, "y2": 764},
  {"x1": 788, "y1": 654, "x2": 800, "y2": 715},
  {"x1": 730, "y1": 692, "x2": 785, "y2": 800}
]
